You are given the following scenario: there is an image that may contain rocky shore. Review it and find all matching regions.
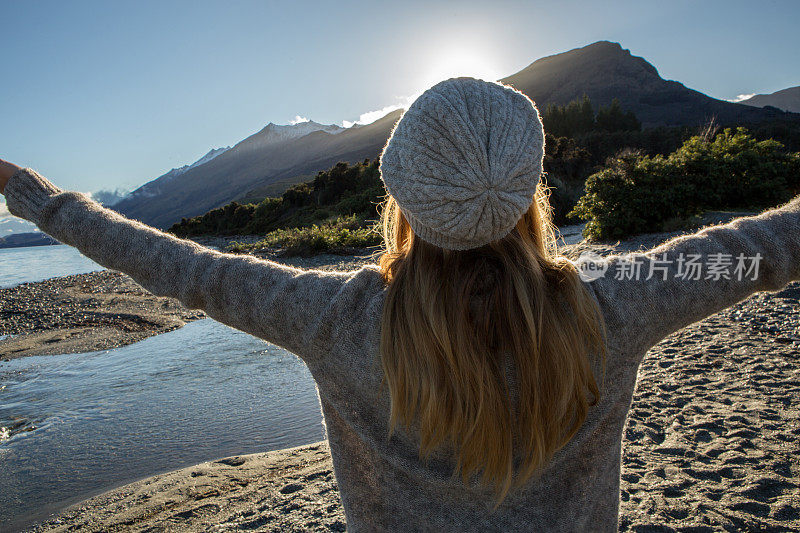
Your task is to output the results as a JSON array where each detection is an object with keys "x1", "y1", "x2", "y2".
[
  {"x1": 0, "y1": 246, "x2": 382, "y2": 361},
  {"x1": 0, "y1": 270, "x2": 205, "y2": 360},
  {"x1": 0, "y1": 270, "x2": 206, "y2": 360},
  {"x1": 6, "y1": 217, "x2": 800, "y2": 531}
]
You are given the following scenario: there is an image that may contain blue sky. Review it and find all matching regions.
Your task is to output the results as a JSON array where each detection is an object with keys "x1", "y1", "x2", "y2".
[{"x1": 1, "y1": 0, "x2": 798, "y2": 208}]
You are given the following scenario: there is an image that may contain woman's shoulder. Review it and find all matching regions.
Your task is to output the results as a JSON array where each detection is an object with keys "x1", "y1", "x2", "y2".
[{"x1": 322, "y1": 262, "x2": 388, "y2": 311}]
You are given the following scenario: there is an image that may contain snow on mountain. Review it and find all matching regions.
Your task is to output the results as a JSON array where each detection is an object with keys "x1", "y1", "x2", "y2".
[
  {"x1": 183, "y1": 146, "x2": 231, "y2": 173},
  {"x1": 260, "y1": 120, "x2": 345, "y2": 142},
  {"x1": 163, "y1": 146, "x2": 232, "y2": 182},
  {"x1": 236, "y1": 120, "x2": 345, "y2": 152}
]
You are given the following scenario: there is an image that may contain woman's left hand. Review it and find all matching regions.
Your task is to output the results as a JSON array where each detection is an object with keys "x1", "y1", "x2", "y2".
[{"x1": 0, "y1": 159, "x2": 22, "y2": 194}]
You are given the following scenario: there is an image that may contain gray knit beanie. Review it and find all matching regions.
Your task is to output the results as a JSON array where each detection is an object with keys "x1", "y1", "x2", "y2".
[{"x1": 379, "y1": 77, "x2": 545, "y2": 251}]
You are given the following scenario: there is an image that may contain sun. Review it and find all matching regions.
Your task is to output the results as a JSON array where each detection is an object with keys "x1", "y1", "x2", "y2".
[{"x1": 417, "y1": 44, "x2": 503, "y2": 91}]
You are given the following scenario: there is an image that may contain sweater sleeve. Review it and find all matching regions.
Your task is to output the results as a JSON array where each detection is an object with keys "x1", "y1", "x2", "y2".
[
  {"x1": 585, "y1": 194, "x2": 800, "y2": 357},
  {"x1": 4, "y1": 167, "x2": 380, "y2": 361}
]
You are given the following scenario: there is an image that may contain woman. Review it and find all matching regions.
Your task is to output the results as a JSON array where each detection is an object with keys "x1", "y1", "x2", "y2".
[{"x1": 2, "y1": 77, "x2": 799, "y2": 532}]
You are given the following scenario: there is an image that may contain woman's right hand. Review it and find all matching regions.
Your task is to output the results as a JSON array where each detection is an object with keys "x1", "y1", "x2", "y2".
[{"x1": 0, "y1": 159, "x2": 23, "y2": 195}]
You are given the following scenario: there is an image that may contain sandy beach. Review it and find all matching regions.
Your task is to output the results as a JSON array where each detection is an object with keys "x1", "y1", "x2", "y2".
[{"x1": 4, "y1": 222, "x2": 799, "y2": 531}]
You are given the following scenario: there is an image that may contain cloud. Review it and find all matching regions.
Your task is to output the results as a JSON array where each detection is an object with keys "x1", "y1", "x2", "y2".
[
  {"x1": 730, "y1": 93, "x2": 756, "y2": 103},
  {"x1": 341, "y1": 92, "x2": 422, "y2": 128},
  {"x1": 342, "y1": 105, "x2": 404, "y2": 128},
  {"x1": 0, "y1": 198, "x2": 9, "y2": 218},
  {"x1": 289, "y1": 115, "x2": 310, "y2": 125}
]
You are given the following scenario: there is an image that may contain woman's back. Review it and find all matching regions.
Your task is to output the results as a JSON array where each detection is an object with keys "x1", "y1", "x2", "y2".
[{"x1": 304, "y1": 264, "x2": 619, "y2": 532}]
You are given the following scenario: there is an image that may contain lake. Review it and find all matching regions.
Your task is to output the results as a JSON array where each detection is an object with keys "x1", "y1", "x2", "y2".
[
  {"x1": 0, "y1": 244, "x2": 104, "y2": 288},
  {"x1": 0, "y1": 245, "x2": 325, "y2": 531}
]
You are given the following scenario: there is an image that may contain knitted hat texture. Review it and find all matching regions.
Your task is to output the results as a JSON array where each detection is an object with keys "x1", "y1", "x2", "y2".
[{"x1": 379, "y1": 77, "x2": 545, "y2": 250}]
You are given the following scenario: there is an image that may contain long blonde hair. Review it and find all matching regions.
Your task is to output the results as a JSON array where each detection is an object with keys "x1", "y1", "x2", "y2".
[{"x1": 377, "y1": 180, "x2": 607, "y2": 507}]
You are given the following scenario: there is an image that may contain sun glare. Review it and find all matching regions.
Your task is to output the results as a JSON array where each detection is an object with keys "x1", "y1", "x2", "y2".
[{"x1": 418, "y1": 45, "x2": 503, "y2": 91}]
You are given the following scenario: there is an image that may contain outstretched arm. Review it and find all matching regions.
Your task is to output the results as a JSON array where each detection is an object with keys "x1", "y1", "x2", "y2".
[
  {"x1": 585, "y1": 194, "x2": 800, "y2": 357},
  {"x1": 1, "y1": 163, "x2": 381, "y2": 361}
]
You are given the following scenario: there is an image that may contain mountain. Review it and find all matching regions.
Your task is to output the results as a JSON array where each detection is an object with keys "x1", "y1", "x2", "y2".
[
  {"x1": 116, "y1": 41, "x2": 796, "y2": 229},
  {"x1": 500, "y1": 41, "x2": 791, "y2": 128},
  {"x1": 113, "y1": 116, "x2": 398, "y2": 228},
  {"x1": 0, "y1": 232, "x2": 59, "y2": 249},
  {"x1": 739, "y1": 86, "x2": 800, "y2": 113},
  {"x1": 114, "y1": 146, "x2": 231, "y2": 205},
  {"x1": 242, "y1": 121, "x2": 345, "y2": 148}
]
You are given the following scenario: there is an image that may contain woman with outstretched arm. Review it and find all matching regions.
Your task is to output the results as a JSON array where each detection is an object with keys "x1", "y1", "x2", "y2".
[{"x1": 2, "y1": 77, "x2": 798, "y2": 532}]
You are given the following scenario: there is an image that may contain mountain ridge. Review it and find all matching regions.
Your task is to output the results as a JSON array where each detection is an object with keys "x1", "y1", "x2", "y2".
[
  {"x1": 114, "y1": 40, "x2": 797, "y2": 229},
  {"x1": 740, "y1": 86, "x2": 800, "y2": 113},
  {"x1": 113, "y1": 113, "x2": 400, "y2": 228},
  {"x1": 500, "y1": 41, "x2": 791, "y2": 127}
]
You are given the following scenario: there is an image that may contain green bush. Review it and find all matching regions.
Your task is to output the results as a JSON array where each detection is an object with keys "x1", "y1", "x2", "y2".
[
  {"x1": 227, "y1": 215, "x2": 382, "y2": 256},
  {"x1": 669, "y1": 128, "x2": 795, "y2": 208},
  {"x1": 570, "y1": 128, "x2": 800, "y2": 241}
]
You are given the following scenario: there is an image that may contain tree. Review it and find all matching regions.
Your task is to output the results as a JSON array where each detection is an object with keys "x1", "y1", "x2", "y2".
[
  {"x1": 542, "y1": 94, "x2": 595, "y2": 138},
  {"x1": 595, "y1": 98, "x2": 641, "y2": 132}
]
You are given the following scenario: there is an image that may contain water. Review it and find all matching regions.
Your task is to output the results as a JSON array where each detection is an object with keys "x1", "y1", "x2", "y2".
[
  {"x1": 0, "y1": 245, "x2": 103, "y2": 288},
  {"x1": 0, "y1": 319, "x2": 324, "y2": 531}
]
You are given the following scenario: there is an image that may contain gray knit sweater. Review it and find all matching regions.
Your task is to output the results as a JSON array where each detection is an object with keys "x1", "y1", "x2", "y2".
[{"x1": 6, "y1": 168, "x2": 800, "y2": 532}]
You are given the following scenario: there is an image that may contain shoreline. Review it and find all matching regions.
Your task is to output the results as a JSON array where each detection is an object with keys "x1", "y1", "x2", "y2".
[
  {"x1": 25, "y1": 441, "x2": 344, "y2": 533},
  {"x1": 0, "y1": 246, "x2": 381, "y2": 361}
]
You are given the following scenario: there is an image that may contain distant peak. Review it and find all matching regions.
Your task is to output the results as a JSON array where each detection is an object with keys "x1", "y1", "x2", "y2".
[
  {"x1": 505, "y1": 39, "x2": 660, "y2": 83},
  {"x1": 567, "y1": 40, "x2": 633, "y2": 59},
  {"x1": 587, "y1": 40, "x2": 623, "y2": 49},
  {"x1": 263, "y1": 119, "x2": 337, "y2": 129}
]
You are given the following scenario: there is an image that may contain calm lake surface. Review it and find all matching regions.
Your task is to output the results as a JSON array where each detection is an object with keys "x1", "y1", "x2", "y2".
[
  {"x1": 0, "y1": 246, "x2": 324, "y2": 531},
  {"x1": 0, "y1": 244, "x2": 104, "y2": 288}
]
